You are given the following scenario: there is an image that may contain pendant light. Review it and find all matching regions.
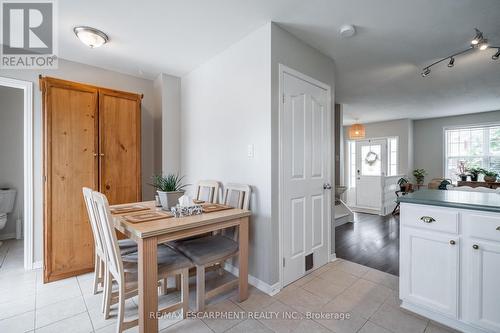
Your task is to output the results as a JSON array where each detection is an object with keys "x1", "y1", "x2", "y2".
[{"x1": 349, "y1": 119, "x2": 365, "y2": 140}]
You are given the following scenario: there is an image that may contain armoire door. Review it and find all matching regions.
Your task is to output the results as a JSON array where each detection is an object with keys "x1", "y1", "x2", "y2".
[
  {"x1": 42, "y1": 78, "x2": 98, "y2": 282},
  {"x1": 98, "y1": 89, "x2": 142, "y2": 205}
]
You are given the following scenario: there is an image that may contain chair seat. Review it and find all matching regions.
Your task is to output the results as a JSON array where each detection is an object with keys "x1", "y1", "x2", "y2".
[
  {"x1": 122, "y1": 245, "x2": 192, "y2": 272},
  {"x1": 118, "y1": 239, "x2": 137, "y2": 255},
  {"x1": 174, "y1": 235, "x2": 238, "y2": 266}
]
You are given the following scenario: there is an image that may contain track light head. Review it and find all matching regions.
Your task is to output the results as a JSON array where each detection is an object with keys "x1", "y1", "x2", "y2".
[
  {"x1": 421, "y1": 68, "x2": 431, "y2": 77},
  {"x1": 479, "y1": 40, "x2": 489, "y2": 51},
  {"x1": 471, "y1": 28, "x2": 484, "y2": 45},
  {"x1": 493, "y1": 49, "x2": 500, "y2": 60},
  {"x1": 447, "y1": 57, "x2": 455, "y2": 68}
]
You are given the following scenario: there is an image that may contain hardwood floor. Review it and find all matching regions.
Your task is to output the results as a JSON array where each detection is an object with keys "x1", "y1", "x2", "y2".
[{"x1": 335, "y1": 212, "x2": 400, "y2": 276}]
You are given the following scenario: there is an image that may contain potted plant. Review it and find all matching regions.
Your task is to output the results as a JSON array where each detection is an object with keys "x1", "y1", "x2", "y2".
[
  {"x1": 467, "y1": 167, "x2": 481, "y2": 182},
  {"x1": 397, "y1": 177, "x2": 409, "y2": 192},
  {"x1": 456, "y1": 161, "x2": 468, "y2": 181},
  {"x1": 150, "y1": 174, "x2": 189, "y2": 210},
  {"x1": 413, "y1": 169, "x2": 427, "y2": 185},
  {"x1": 481, "y1": 169, "x2": 498, "y2": 183}
]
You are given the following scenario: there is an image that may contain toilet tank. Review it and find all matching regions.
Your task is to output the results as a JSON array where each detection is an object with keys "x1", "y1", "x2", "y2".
[{"x1": 0, "y1": 189, "x2": 17, "y2": 214}]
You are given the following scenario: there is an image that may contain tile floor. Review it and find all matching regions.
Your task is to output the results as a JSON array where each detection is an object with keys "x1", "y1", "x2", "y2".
[{"x1": 0, "y1": 239, "x2": 459, "y2": 333}]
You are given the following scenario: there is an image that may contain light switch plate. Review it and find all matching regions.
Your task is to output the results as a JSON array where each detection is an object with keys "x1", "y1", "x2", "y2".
[{"x1": 247, "y1": 144, "x2": 254, "y2": 158}]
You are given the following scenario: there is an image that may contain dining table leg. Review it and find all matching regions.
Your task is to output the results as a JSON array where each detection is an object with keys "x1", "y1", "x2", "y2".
[
  {"x1": 238, "y1": 217, "x2": 249, "y2": 302},
  {"x1": 138, "y1": 236, "x2": 158, "y2": 333}
]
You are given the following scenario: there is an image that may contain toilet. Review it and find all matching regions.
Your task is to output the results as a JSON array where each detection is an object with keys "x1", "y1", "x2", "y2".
[{"x1": 0, "y1": 189, "x2": 16, "y2": 247}]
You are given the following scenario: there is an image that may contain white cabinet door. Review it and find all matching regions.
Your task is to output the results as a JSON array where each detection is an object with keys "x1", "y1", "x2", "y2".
[
  {"x1": 400, "y1": 227, "x2": 459, "y2": 318},
  {"x1": 464, "y1": 239, "x2": 500, "y2": 332}
]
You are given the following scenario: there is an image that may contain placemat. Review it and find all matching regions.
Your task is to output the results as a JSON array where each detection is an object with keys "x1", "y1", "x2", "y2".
[
  {"x1": 202, "y1": 203, "x2": 233, "y2": 213},
  {"x1": 122, "y1": 211, "x2": 173, "y2": 223},
  {"x1": 110, "y1": 205, "x2": 149, "y2": 214}
]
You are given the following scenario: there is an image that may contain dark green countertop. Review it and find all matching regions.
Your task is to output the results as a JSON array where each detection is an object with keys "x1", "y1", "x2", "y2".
[{"x1": 398, "y1": 189, "x2": 500, "y2": 213}]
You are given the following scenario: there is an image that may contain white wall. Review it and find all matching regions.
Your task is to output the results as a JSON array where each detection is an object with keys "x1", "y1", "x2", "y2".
[
  {"x1": 181, "y1": 23, "x2": 272, "y2": 284},
  {"x1": 0, "y1": 86, "x2": 24, "y2": 239},
  {"x1": 0, "y1": 59, "x2": 159, "y2": 264},
  {"x1": 271, "y1": 23, "x2": 336, "y2": 282},
  {"x1": 414, "y1": 110, "x2": 500, "y2": 181}
]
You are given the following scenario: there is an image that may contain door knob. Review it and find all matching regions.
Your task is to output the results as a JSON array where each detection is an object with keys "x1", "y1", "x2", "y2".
[
  {"x1": 473, "y1": 244, "x2": 479, "y2": 250},
  {"x1": 323, "y1": 183, "x2": 332, "y2": 190},
  {"x1": 449, "y1": 240, "x2": 456, "y2": 245}
]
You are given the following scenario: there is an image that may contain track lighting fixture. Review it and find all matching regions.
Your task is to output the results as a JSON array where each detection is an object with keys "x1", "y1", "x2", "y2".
[
  {"x1": 493, "y1": 49, "x2": 500, "y2": 60},
  {"x1": 447, "y1": 57, "x2": 455, "y2": 68},
  {"x1": 421, "y1": 28, "x2": 499, "y2": 77}
]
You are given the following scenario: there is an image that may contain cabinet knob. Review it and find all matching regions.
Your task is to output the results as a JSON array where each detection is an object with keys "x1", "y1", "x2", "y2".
[
  {"x1": 473, "y1": 244, "x2": 479, "y2": 250},
  {"x1": 496, "y1": 226, "x2": 500, "y2": 231},
  {"x1": 100, "y1": 153, "x2": 105, "y2": 157},
  {"x1": 449, "y1": 240, "x2": 456, "y2": 245},
  {"x1": 420, "y1": 216, "x2": 436, "y2": 223},
  {"x1": 93, "y1": 152, "x2": 98, "y2": 157}
]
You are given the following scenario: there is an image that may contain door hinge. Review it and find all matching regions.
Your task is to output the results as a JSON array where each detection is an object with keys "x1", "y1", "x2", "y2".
[
  {"x1": 282, "y1": 257, "x2": 285, "y2": 267},
  {"x1": 283, "y1": 94, "x2": 285, "y2": 103},
  {"x1": 43, "y1": 175, "x2": 47, "y2": 182}
]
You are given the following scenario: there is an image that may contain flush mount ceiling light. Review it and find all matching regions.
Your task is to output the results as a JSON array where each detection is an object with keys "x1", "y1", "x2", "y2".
[
  {"x1": 339, "y1": 24, "x2": 356, "y2": 38},
  {"x1": 421, "y1": 28, "x2": 499, "y2": 77},
  {"x1": 73, "y1": 26, "x2": 109, "y2": 48}
]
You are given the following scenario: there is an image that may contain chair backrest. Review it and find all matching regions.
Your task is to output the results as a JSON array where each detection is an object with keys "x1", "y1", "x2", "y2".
[
  {"x1": 92, "y1": 191, "x2": 124, "y2": 282},
  {"x1": 195, "y1": 180, "x2": 220, "y2": 203},
  {"x1": 82, "y1": 187, "x2": 105, "y2": 257},
  {"x1": 223, "y1": 183, "x2": 251, "y2": 210}
]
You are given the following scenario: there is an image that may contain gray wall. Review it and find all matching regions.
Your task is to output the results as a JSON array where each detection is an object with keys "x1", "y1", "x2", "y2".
[
  {"x1": 0, "y1": 59, "x2": 159, "y2": 264},
  {"x1": 271, "y1": 23, "x2": 336, "y2": 283},
  {"x1": 0, "y1": 86, "x2": 23, "y2": 239},
  {"x1": 414, "y1": 110, "x2": 500, "y2": 181},
  {"x1": 343, "y1": 118, "x2": 414, "y2": 179}
]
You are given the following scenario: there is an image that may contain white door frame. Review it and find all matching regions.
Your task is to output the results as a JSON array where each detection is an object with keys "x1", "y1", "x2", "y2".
[
  {"x1": 278, "y1": 64, "x2": 333, "y2": 289},
  {"x1": 0, "y1": 76, "x2": 34, "y2": 270}
]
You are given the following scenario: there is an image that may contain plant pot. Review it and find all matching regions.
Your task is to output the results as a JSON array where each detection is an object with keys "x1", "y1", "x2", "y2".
[
  {"x1": 157, "y1": 190, "x2": 184, "y2": 210},
  {"x1": 484, "y1": 176, "x2": 497, "y2": 183},
  {"x1": 470, "y1": 175, "x2": 478, "y2": 182},
  {"x1": 460, "y1": 175, "x2": 467, "y2": 181}
]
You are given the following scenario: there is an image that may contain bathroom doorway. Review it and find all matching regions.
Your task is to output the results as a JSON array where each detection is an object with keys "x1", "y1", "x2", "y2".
[{"x1": 0, "y1": 77, "x2": 34, "y2": 270}]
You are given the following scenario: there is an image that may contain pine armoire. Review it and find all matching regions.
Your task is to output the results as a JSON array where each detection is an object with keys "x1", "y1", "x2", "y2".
[{"x1": 41, "y1": 76, "x2": 142, "y2": 283}]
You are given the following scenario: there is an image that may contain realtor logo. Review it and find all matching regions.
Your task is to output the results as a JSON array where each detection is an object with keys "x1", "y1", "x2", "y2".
[{"x1": 1, "y1": 0, "x2": 58, "y2": 68}]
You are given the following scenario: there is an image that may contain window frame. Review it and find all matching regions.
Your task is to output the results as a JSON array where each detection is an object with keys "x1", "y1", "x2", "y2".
[{"x1": 443, "y1": 122, "x2": 500, "y2": 180}]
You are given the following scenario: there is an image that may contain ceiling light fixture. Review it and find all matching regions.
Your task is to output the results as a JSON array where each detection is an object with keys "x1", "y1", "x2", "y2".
[
  {"x1": 447, "y1": 57, "x2": 455, "y2": 68},
  {"x1": 421, "y1": 28, "x2": 499, "y2": 77},
  {"x1": 73, "y1": 26, "x2": 109, "y2": 48},
  {"x1": 493, "y1": 49, "x2": 500, "y2": 60},
  {"x1": 348, "y1": 120, "x2": 365, "y2": 139},
  {"x1": 339, "y1": 24, "x2": 356, "y2": 38}
]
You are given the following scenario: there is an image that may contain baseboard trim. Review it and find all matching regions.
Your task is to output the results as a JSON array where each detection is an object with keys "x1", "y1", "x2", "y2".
[
  {"x1": 329, "y1": 253, "x2": 338, "y2": 262},
  {"x1": 0, "y1": 233, "x2": 16, "y2": 241},
  {"x1": 224, "y1": 263, "x2": 281, "y2": 296}
]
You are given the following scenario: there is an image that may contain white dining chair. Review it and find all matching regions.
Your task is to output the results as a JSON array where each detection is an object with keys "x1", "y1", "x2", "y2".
[
  {"x1": 91, "y1": 190, "x2": 192, "y2": 332},
  {"x1": 82, "y1": 188, "x2": 137, "y2": 297},
  {"x1": 174, "y1": 183, "x2": 251, "y2": 311},
  {"x1": 194, "y1": 180, "x2": 220, "y2": 203}
]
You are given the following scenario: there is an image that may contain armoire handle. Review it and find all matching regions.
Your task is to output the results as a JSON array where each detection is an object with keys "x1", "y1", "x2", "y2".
[{"x1": 99, "y1": 153, "x2": 104, "y2": 157}]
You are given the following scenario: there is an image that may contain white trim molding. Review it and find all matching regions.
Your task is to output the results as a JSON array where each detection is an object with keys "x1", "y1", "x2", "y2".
[
  {"x1": 224, "y1": 263, "x2": 281, "y2": 296},
  {"x1": 0, "y1": 76, "x2": 34, "y2": 271}
]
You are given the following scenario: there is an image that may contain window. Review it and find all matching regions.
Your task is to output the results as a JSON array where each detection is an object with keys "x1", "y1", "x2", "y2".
[
  {"x1": 388, "y1": 137, "x2": 398, "y2": 176},
  {"x1": 444, "y1": 125, "x2": 500, "y2": 180},
  {"x1": 348, "y1": 140, "x2": 356, "y2": 188}
]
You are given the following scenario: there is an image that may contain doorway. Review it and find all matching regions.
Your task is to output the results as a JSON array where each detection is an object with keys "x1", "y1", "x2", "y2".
[
  {"x1": 0, "y1": 77, "x2": 34, "y2": 271},
  {"x1": 279, "y1": 65, "x2": 332, "y2": 287}
]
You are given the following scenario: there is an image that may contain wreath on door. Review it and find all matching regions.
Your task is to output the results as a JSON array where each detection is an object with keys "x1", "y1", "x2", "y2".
[{"x1": 365, "y1": 151, "x2": 378, "y2": 165}]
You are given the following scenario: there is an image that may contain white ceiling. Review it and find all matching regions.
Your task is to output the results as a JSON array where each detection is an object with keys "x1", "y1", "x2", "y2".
[{"x1": 59, "y1": 0, "x2": 500, "y2": 124}]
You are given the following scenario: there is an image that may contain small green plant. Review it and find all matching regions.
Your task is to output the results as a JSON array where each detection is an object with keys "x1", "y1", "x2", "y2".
[
  {"x1": 413, "y1": 169, "x2": 427, "y2": 184},
  {"x1": 481, "y1": 169, "x2": 498, "y2": 177},
  {"x1": 397, "y1": 177, "x2": 409, "y2": 186},
  {"x1": 467, "y1": 167, "x2": 482, "y2": 181},
  {"x1": 150, "y1": 174, "x2": 188, "y2": 192}
]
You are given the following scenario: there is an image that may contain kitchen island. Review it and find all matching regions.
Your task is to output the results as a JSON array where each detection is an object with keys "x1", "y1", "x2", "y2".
[{"x1": 398, "y1": 190, "x2": 500, "y2": 333}]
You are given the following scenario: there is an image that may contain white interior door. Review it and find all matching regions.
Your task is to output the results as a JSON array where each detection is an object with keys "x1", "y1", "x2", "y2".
[
  {"x1": 282, "y1": 71, "x2": 331, "y2": 287},
  {"x1": 355, "y1": 139, "x2": 386, "y2": 210}
]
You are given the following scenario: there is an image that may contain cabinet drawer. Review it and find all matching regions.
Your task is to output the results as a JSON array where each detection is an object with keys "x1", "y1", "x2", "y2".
[
  {"x1": 462, "y1": 211, "x2": 500, "y2": 242},
  {"x1": 401, "y1": 203, "x2": 458, "y2": 234}
]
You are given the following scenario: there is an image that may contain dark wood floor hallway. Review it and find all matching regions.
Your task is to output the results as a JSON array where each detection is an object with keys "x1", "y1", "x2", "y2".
[{"x1": 335, "y1": 212, "x2": 400, "y2": 276}]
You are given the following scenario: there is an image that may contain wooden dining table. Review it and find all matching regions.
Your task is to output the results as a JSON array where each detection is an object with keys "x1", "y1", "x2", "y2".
[{"x1": 110, "y1": 201, "x2": 251, "y2": 333}]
